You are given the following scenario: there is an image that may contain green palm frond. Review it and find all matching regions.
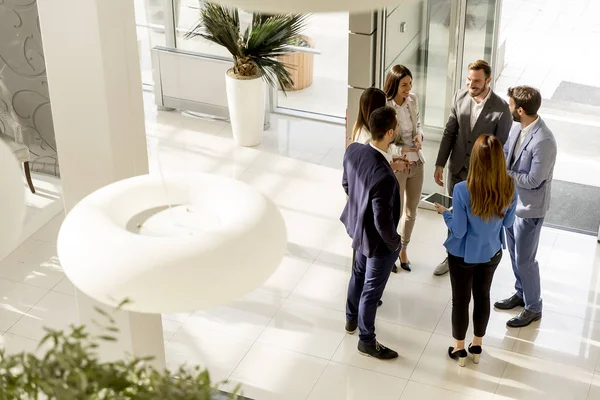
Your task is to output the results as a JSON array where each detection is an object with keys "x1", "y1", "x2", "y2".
[
  {"x1": 186, "y1": 2, "x2": 308, "y2": 92},
  {"x1": 185, "y1": 4, "x2": 242, "y2": 58},
  {"x1": 254, "y1": 57, "x2": 295, "y2": 91},
  {"x1": 247, "y1": 13, "x2": 307, "y2": 90}
]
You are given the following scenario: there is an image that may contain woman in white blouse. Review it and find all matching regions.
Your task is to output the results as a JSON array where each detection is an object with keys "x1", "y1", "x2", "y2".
[{"x1": 383, "y1": 65, "x2": 425, "y2": 273}]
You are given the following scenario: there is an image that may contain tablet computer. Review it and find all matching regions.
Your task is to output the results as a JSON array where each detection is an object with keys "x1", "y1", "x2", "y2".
[{"x1": 422, "y1": 192, "x2": 453, "y2": 210}]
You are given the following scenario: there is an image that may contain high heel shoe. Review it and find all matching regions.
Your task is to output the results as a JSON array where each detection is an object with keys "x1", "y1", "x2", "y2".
[
  {"x1": 468, "y1": 344, "x2": 482, "y2": 364},
  {"x1": 447, "y1": 347, "x2": 468, "y2": 367}
]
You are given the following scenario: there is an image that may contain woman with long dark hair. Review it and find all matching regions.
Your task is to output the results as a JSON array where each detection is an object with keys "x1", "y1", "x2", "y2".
[
  {"x1": 352, "y1": 87, "x2": 388, "y2": 144},
  {"x1": 383, "y1": 65, "x2": 424, "y2": 273},
  {"x1": 434, "y1": 134, "x2": 517, "y2": 367}
]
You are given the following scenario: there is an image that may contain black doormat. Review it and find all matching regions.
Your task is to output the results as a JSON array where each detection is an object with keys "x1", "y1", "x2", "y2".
[
  {"x1": 544, "y1": 180, "x2": 600, "y2": 235},
  {"x1": 551, "y1": 81, "x2": 600, "y2": 107}
]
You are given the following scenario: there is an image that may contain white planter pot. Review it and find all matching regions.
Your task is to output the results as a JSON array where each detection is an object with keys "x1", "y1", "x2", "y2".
[{"x1": 225, "y1": 71, "x2": 266, "y2": 147}]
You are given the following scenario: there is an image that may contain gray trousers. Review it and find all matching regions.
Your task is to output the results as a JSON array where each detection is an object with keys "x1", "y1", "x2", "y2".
[{"x1": 506, "y1": 216, "x2": 544, "y2": 313}]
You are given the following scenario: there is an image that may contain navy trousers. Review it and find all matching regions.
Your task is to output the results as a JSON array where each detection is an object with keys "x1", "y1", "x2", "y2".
[{"x1": 346, "y1": 247, "x2": 400, "y2": 345}]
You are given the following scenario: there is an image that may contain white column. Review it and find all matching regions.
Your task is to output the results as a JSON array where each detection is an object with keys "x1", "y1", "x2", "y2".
[{"x1": 37, "y1": 0, "x2": 165, "y2": 368}]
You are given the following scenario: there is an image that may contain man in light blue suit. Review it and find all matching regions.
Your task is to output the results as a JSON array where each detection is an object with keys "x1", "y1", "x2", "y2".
[{"x1": 494, "y1": 86, "x2": 557, "y2": 328}]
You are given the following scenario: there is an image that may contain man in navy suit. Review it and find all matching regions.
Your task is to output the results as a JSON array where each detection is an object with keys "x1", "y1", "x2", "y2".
[{"x1": 341, "y1": 106, "x2": 407, "y2": 360}]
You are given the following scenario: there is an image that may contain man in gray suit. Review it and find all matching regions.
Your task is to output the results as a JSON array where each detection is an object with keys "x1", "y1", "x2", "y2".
[
  {"x1": 494, "y1": 86, "x2": 557, "y2": 328},
  {"x1": 433, "y1": 60, "x2": 512, "y2": 275}
]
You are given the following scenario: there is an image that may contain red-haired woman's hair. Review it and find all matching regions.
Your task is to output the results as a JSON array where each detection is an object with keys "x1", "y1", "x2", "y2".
[{"x1": 467, "y1": 134, "x2": 515, "y2": 221}]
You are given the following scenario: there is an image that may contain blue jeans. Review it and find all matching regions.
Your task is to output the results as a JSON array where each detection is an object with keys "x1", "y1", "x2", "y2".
[
  {"x1": 506, "y1": 216, "x2": 544, "y2": 313},
  {"x1": 346, "y1": 247, "x2": 400, "y2": 345}
]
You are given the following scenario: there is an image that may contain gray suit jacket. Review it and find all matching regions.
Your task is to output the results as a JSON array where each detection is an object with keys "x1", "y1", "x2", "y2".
[
  {"x1": 504, "y1": 117, "x2": 557, "y2": 219},
  {"x1": 436, "y1": 89, "x2": 512, "y2": 175}
]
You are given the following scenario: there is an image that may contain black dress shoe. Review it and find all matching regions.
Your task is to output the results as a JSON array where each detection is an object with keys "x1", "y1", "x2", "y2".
[
  {"x1": 468, "y1": 344, "x2": 482, "y2": 364},
  {"x1": 507, "y1": 309, "x2": 542, "y2": 328},
  {"x1": 447, "y1": 347, "x2": 468, "y2": 367},
  {"x1": 358, "y1": 341, "x2": 399, "y2": 360},
  {"x1": 400, "y1": 261, "x2": 411, "y2": 272},
  {"x1": 494, "y1": 294, "x2": 525, "y2": 310},
  {"x1": 345, "y1": 320, "x2": 357, "y2": 334},
  {"x1": 392, "y1": 264, "x2": 399, "y2": 273},
  {"x1": 348, "y1": 301, "x2": 383, "y2": 333}
]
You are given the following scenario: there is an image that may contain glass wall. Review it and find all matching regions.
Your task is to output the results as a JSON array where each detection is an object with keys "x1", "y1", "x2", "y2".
[
  {"x1": 134, "y1": 1, "x2": 349, "y2": 120},
  {"x1": 174, "y1": 0, "x2": 198, "y2": 48},
  {"x1": 134, "y1": 0, "x2": 229, "y2": 87},
  {"x1": 273, "y1": 12, "x2": 349, "y2": 119},
  {"x1": 173, "y1": 0, "x2": 231, "y2": 58},
  {"x1": 134, "y1": 0, "x2": 167, "y2": 86}
]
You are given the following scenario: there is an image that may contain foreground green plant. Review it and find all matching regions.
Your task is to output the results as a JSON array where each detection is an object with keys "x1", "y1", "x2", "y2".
[{"x1": 0, "y1": 301, "x2": 239, "y2": 399}]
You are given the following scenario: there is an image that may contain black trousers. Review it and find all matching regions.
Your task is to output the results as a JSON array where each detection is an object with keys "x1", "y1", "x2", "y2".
[
  {"x1": 446, "y1": 169, "x2": 468, "y2": 197},
  {"x1": 448, "y1": 250, "x2": 502, "y2": 340}
]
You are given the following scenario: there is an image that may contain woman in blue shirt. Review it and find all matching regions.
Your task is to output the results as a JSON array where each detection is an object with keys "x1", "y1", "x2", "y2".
[{"x1": 434, "y1": 134, "x2": 517, "y2": 367}]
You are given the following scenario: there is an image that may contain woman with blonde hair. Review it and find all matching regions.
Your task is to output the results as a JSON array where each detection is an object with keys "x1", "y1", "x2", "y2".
[
  {"x1": 383, "y1": 65, "x2": 424, "y2": 273},
  {"x1": 434, "y1": 134, "x2": 517, "y2": 367}
]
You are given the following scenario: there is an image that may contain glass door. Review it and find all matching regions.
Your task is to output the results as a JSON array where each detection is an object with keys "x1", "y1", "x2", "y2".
[
  {"x1": 381, "y1": 0, "x2": 501, "y2": 131},
  {"x1": 382, "y1": 0, "x2": 460, "y2": 132},
  {"x1": 459, "y1": 0, "x2": 502, "y2": 87}
]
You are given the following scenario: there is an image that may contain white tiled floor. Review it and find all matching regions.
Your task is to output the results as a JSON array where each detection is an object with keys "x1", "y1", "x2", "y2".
[
  {"x1": 499, "y1": 0, "x2": 600, "y2": 98},
  {"x1": 2, "y1": 98, "x2": 600, "y2": 400},
  {"x1": 3, "y1": 173, "x2": 63, "y2": 261}
]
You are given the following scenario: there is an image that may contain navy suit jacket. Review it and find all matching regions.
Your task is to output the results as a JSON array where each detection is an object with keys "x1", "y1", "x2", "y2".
[{"x1": 341, "y1": 143, "x2": 401, "y2": 258}]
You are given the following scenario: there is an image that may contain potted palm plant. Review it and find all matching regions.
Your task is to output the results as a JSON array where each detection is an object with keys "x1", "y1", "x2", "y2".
[{"x1": 186, "y1": 3, "x2": 307, "y2": 147}]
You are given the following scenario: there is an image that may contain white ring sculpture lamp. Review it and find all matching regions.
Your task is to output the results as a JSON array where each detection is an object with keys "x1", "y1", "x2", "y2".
[
  {"x1": 211, "y1": 0, "x2": 394, "y2": 12},
  {"x1": 0, "y1": 140, "x2": 26, "y2": 259},
  {"x1": 57, "y1": 173, "x2": 287, "y2": 313}
]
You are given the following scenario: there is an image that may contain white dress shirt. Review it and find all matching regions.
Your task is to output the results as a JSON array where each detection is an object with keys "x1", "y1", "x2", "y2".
[
  {"x1": 516, "y1": 116, "x2": 540, "y2": 151},
  {"x1": 370, "y1": 142, "x2": 393, "y2": 164},
  {"x1": 470, "y1": 87, "x2": 492, "y2": 130},
  {"x1": 390, "y1": 100, "x2": 419, "y2": 163},
  {"x1": 355, "y1": 127, "x2": 397, "y2": 159}
]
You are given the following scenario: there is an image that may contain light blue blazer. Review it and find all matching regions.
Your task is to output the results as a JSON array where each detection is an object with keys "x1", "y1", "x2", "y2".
[
  {"x1": 443, "y1": 181, "x2": 517, "y2": 264},
  {"x1": 504, "y1": 117, "x2": 557, "y2": 219}
]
